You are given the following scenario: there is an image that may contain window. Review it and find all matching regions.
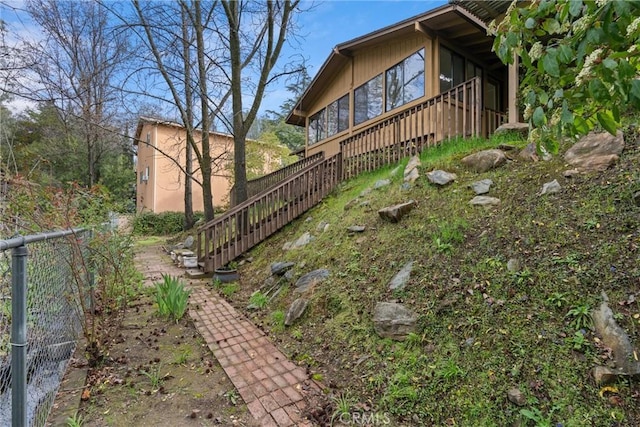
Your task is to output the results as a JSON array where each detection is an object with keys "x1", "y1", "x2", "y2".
[
  {"x1": 354, "y1": 74, "x2": 383, "y2": 125},
  {"x1": 486, "y1": 79, "x2": 501, "y2": 111},
  {"x1": 308, "y1": 109, "x2": 326, "y2": 145},
  {"x1": 466, "y1": 61, "x2": 482, "y2": 81},
  {"x1": 386, "y1": 49, "x2": 425, "y2": 111},
  {"x1": 140, "y1": 166, "x2": 149, "y2": 184},
  {"x1": 327, "y1": 94, "x2": 349, "y2": 137},
  {"x1": 439, "y1": 47, "x2": 465, "y2": 92}
]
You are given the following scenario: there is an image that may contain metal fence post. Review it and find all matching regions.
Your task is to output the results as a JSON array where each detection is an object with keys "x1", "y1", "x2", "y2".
[{"x1": 11, "y1": 244, "x2": 27, "y2": 427}]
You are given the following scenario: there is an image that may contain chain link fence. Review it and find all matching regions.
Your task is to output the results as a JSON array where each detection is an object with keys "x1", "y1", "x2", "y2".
[{"x1": 0, "y1": 229, "x2": 90, "y2": 427}]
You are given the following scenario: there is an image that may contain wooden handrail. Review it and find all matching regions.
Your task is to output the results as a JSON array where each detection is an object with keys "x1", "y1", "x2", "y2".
[
  {"x1": 340, "y1": 77, "x2": 483, "y2": 180},
  {"x1": 197, "y1": 153, "x2": 341, "y2": 272},
  {"x1": 229, "y1": 151, "x2": 325, "y2": 206}
]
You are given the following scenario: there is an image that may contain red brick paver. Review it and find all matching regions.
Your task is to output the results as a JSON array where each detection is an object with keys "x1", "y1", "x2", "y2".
[
  {"x1": 189, "y1": 288, "x2": 323, "y2": 426},
  {"x1": 135, "y1": 246, "x2": 324, "y2": 426}
]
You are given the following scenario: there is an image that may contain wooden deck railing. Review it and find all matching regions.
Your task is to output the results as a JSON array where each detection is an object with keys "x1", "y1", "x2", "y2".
[
  {"x1": 484, "y1": 108, "x2": 508, "y2": 136},
  {"x1": 228, "y1": 151, "x2": 325, "y2": 207},
  {"x1": 197, "y1": 77, "x2": 506, "y2": 272},
  {"x1": 340, "y1": 77, "x2": 482, "y2": 180},
  {"x1": 197, "y1": 153, "x2": 341, "y2": 272}
]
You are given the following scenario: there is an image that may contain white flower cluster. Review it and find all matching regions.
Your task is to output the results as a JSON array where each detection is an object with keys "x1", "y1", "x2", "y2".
[
  {"x1": 576, "y1": 48, "x2": 603, "y2": 86},
  {"x1": 524, "y1": 104, "x2": 534, "y2": 121},
  {"x1": 595, "y1": 0, "x2": 610, "y2": 6},
  {"x1": 627, "y1": 16, "x2": 640, "y2": 38},
  {"x1": 529, "y1": 42, "x2": 544, "y2": 61},
  {"x1": 572, "y1": 15, "x2": 590, "y2": 34}
]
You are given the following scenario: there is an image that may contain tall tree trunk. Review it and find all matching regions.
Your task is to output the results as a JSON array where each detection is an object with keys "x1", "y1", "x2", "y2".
[
  {"x1": 181, "y1": 6, "x2": 194, "y2": 230},
  {"x1": 194, "y1": 1, "x2": 215, "y2": 222},
  {"x1": 224, "y1": 0, "x2": 248, "y2": 205}
]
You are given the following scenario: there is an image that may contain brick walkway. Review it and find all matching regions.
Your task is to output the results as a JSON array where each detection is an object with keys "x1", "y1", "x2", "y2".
[
  {"x1": 136, "y1": 245, "x2": 323, "y2": 426},
  {"x1": 189, "y1": 290, "x2": 322, "y2": 426}
]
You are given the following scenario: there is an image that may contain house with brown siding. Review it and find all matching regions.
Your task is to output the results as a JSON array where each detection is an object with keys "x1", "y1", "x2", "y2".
[{"x1": 286, "y1": 1, "x2": 518, "y2": 159}]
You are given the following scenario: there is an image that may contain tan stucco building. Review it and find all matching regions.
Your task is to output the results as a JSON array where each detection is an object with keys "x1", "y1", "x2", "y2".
[{"x1": 134, "y1": 118, "x2": 235, "y2": 213}]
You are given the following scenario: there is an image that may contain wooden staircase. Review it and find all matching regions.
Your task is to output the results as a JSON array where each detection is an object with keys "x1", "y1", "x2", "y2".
[
  {"x1": 196, "y1": 153, "x2": 341, "y2": 273},
  {"x1": 196, "y1": 77, "x2": 504, "y2": 273}
]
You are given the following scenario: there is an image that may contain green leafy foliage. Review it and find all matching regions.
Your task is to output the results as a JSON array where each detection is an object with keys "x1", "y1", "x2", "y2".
[
  {"x1": 155, "y1": 274, "x2": 191, "y2": 323},
  {"x1": 491, "y1": 1, "x2": 640, "y2": 146},
  {"x1": 248, "y1": 291, "x2": 268, "y2": 309},
  {"x1": 566, "y1": 304, "x2": 593, "y2": 330},
  {"x1": 132, "y1": 212, "x2": 204, "y2": 235}
]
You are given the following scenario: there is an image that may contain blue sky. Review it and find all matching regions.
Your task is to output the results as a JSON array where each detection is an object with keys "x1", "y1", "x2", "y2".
[
  {"x1": 1, "y1": 0, "x2": 447, "y2": 115},
  {"x1": 263, "y1": 0, "x2": 447, "y2": 112}
]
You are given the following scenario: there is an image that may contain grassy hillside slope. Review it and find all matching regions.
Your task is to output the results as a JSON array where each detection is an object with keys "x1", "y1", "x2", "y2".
[{"x1": 227, "y1": 131, "x2": 640, "y2": 426}]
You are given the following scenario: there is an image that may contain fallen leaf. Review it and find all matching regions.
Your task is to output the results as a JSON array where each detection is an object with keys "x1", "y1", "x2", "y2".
[
  {"x1": 81, "y1": 389, "x2": 91, "y2": 401},
  {"x1": 599, "y1": 386, "x2": 619, "y2": 398}
]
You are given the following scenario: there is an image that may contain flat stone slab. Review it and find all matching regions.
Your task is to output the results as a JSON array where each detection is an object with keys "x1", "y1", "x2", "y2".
[
  {"x1": 294, "y1": 269, "x2": 330, "y2": 293},
  {"x1": 271, "y1": 261, "x2": 295, "y2": 276},
  {"x1": 283, "y1": 232, "x2": 313, "y2": 250},
  {"x1": 347, "y1": 225, "x2": 366, "y2": 233},
  {"x1": 373, "y1": 302, "x2": 417, "y2": 341},
  {"x1": 285, "y1": 298, "x2": 309, "y2": 326},
  {"x1": 469, "y1": 196, "x2": 501, "y2": 206},
  {"x1": 427, "y1": 170, "x2": 456, "y2": 186},
  {"x1": 378, "y1": 200, "x2": 416, "y2": 223},
  {"x1": 540, "y1": 179, "x2": 561, "y2": 195},
  {"x1": 470, "y1": 179, "x2": 493, "y2": 195},
  {"x1": 389, "y1": 261, "x2": 414, "y2": 291},
  {"x1": 374, "y1": 179, "x2": 391, "y2": 189}
]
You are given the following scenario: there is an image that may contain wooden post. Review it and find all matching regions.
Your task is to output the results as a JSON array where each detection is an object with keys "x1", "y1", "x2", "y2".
[{"x1": 508, "y1": 53, "x2": 519, "y2": 124}]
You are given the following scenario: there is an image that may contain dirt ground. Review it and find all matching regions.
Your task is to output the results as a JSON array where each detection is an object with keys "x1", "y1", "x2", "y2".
[{"x1": 48, "y1": 243, "x2": 258, "y2": 427}]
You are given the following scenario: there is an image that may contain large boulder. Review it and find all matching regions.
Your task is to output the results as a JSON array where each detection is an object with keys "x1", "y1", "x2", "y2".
[
  {"x1": 461, "y1": 149, "x2": 507, "y2": 173},
  {"x1": 378, "y1": 200, "x2": 416, "y2": 223},
  {"x1": 494, "y1": 122, "x2": 529, "y2": 138},
  {"x1": 373, "y1": 302, "x2": 417, "y2": 341},
  {"x1": 564, "y1": 131, "x2": 624, "y2": 172}
]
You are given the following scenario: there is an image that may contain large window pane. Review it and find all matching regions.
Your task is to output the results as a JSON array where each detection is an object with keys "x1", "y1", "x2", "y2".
[
  {"x1": 327, "y1": 94, "x2": 350, "y2": 137},
  {"x1": 337, "y1": 95, "x2": 349, "y2": 132},
  {"x1": 386, "y1": 49, "x2": 425, "y2": 111},
  {"x1": 386, "y1": 67, "x2": 402, "y2": 111},
  {"x1": 404, "y1": 49, "x2": 425, "y2": 104},
  {"x1": 439, "y1": 47, "x2": 453, "y2": 93},
  {"x1": 327, "y1": 102, "x2": 338, "y2": 136},
  {"x1": 308, "y1": 108, "x2": 325, "y2": 145},
  {"x1": 453, "y1": 54, "x2": 464, "y2": 87},
  {"x1": 354, "y1": 74, "x2": 382, "y2": 125}
]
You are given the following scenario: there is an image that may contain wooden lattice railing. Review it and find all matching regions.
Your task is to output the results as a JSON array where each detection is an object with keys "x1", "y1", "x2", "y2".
[
  {"x1": 228, "y1": 151, "x2": 325, "y2": 207},
  {"x1": 197, "y1": 154, "x2": 341, "y2": 272},
  {"x1": 340, "y1": 77, "x2": 482, "y2": 180}
]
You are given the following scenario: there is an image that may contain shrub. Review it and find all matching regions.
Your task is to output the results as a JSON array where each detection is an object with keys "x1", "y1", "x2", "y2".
[
  {"x1": 155, "y1": 274, "x2": 191, "y2": 322},
  {"x1": 132, "y1": 212, "x2": 186, "y2": 235}
]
